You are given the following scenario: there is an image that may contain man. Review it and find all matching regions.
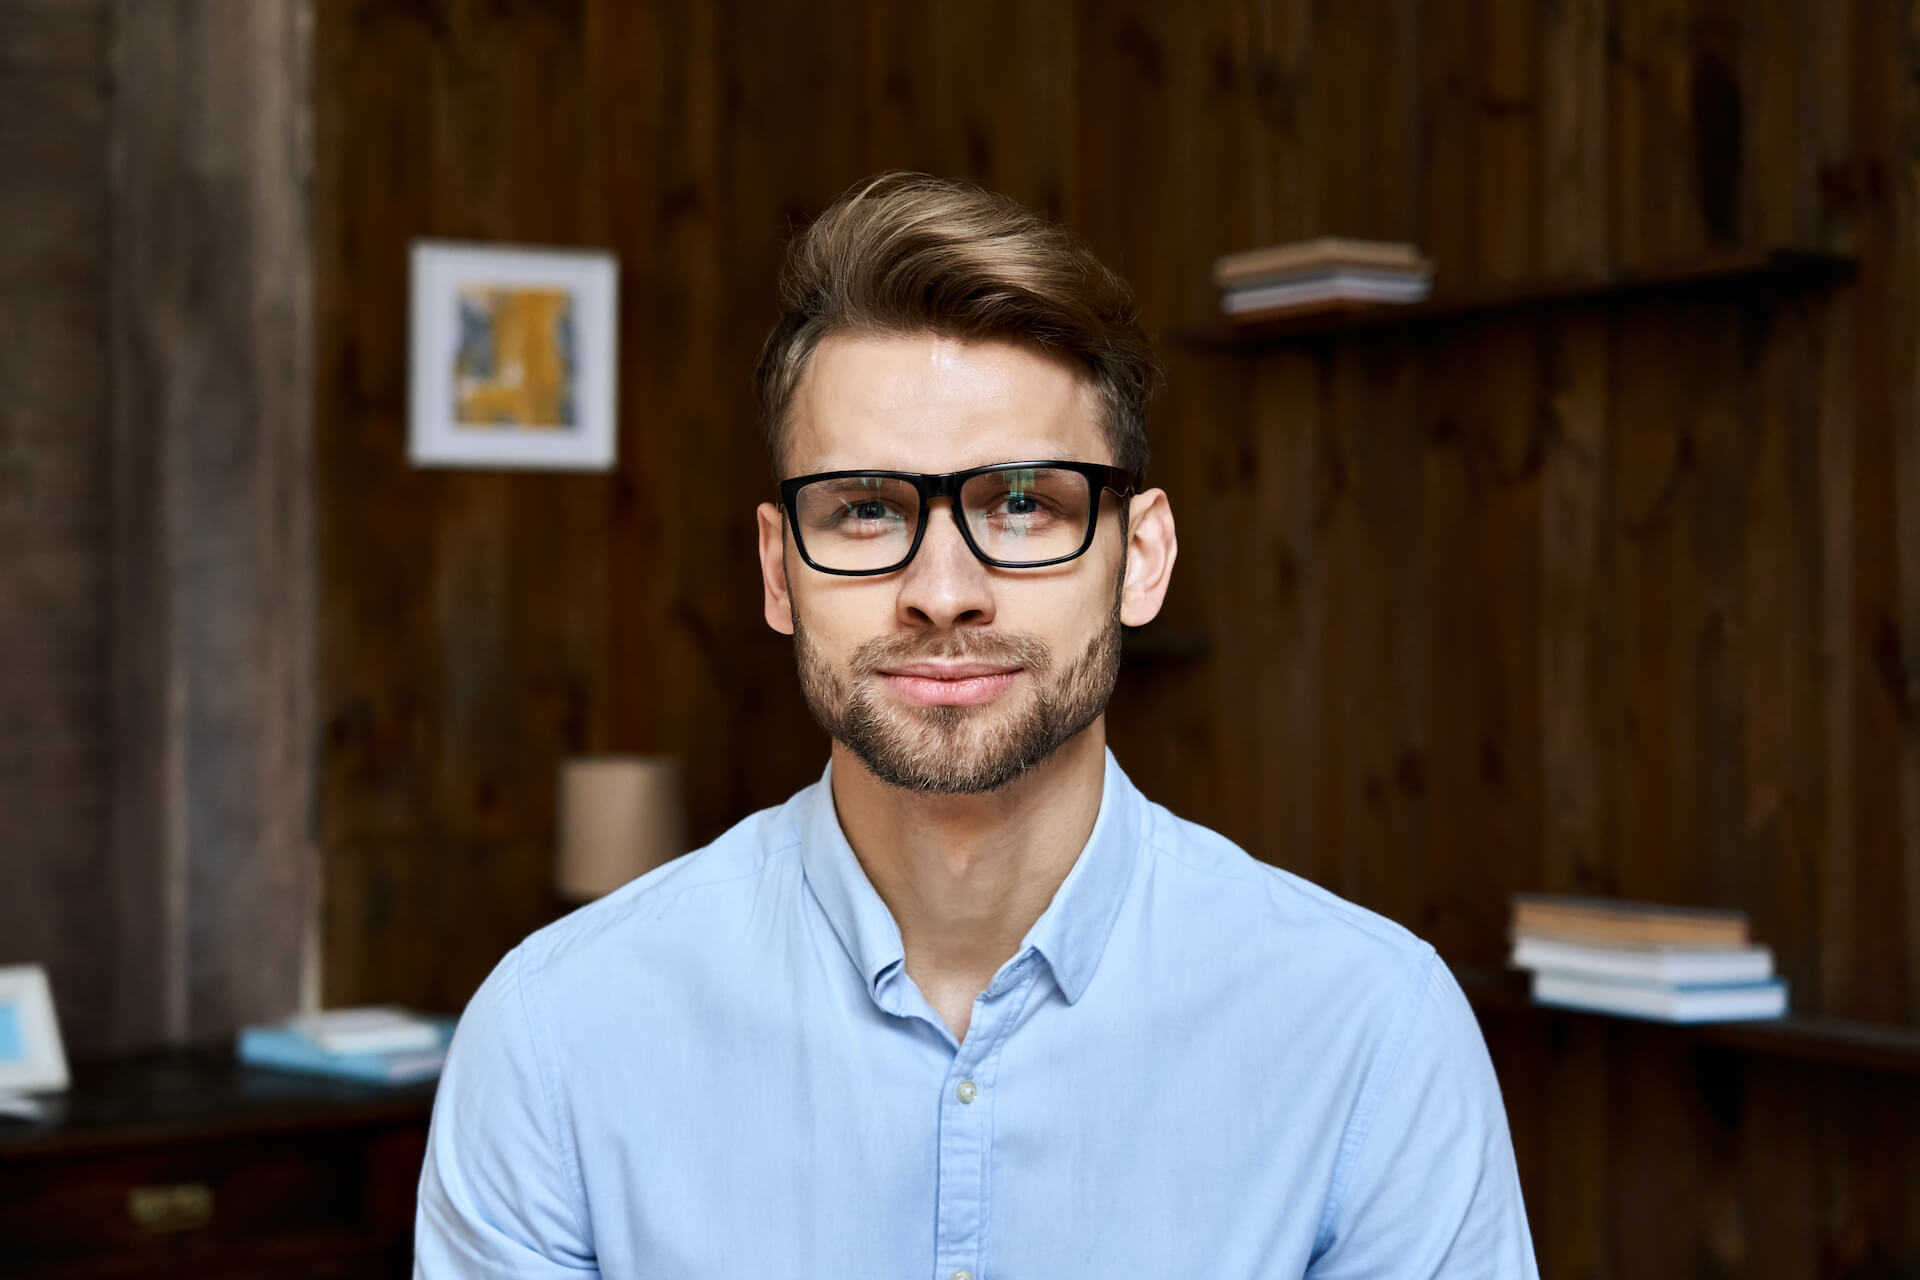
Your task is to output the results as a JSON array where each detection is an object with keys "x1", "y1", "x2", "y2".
[{"x1": 415, "y1": 173, "x2": 1539, "y2": 1278}]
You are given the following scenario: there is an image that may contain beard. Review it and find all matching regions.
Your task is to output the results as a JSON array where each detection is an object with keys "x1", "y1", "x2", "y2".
[{"x1": 794, "y1": 588, "x2": 1124, "y2": 796}]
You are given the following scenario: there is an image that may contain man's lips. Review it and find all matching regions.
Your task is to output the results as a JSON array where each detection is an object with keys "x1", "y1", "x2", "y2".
[{"x1": 875, "y1": 663, "x2": 1022, "y2": 707}]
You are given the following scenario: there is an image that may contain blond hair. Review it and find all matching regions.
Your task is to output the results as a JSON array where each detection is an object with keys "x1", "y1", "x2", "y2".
[{"x1": 755, "y1": 172, "x2": 1156, "y2": 479}]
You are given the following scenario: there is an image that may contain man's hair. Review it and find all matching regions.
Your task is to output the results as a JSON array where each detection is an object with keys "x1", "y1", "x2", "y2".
[{"x1": 755, "y1": 172, "x2": 1157, "y2": 480}]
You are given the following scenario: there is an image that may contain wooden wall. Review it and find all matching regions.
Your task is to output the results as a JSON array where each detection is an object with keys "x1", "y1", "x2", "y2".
[
  {"x1": 0, "y1": 0, "x2": 114, "y2": 1051},
  {"x1": 0, "y1": 0, "x2": 314, "y2": 1054},
  {"x1": 109, "y1": 0, "x2": 317, "y2": 1048},
  {"x1": 314, "y1": 1, "x2": 1920, "y2": 1271}
]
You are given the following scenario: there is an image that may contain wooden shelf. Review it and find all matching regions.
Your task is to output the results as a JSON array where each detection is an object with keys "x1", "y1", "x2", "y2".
[
  {"x1": 1170, "y1": 248, "x2": 1858, "y2": 350},
  {"x1": 1459, "y1": 966, "x2": 1920, "y2": 1077}
]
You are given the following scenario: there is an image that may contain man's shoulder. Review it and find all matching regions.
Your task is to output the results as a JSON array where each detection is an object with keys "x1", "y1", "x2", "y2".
[
  {"x1": 1138, "y1": 798, "x2": 1434, "y2": 975},
  {"x1": 515, "y1": 787, "x2": 807, "y2": 979}
]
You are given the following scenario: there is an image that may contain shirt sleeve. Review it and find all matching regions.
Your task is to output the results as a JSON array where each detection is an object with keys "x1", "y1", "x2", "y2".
[
  {"x1": 414, "y1": 946, "x2": 598, "y2": 1278},
  {"x1": 1308, "y1": 950, "x2": 1540, "y2": 1279}
]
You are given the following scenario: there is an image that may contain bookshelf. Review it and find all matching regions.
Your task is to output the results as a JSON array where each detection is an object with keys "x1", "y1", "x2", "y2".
[
  {"x1": 1169, "y1": 248, "x2": 1857, "y2": 350},
  {"x1": 1175, "y1": 241, "x2": 1920, "y2": 1077},
  {"x1": 1459, "y1": 966, "x2": 1920, "y2": 1078}
]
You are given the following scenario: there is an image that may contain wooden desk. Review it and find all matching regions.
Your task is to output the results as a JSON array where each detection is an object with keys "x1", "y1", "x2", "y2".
[{"x1": 0, "y1": 1046, "x2": 435, "y2": 1278}]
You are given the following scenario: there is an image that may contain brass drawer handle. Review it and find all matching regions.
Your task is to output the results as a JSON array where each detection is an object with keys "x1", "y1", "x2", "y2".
[{"x1": 127, "y1": 1182, "x2": 214, "y2": 1233}]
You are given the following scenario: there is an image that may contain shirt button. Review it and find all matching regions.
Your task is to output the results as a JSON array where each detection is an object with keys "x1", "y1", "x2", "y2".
[
  {"x1": 951, "y1": 1271, "x2": 974, "y2": 1280},
  {"x1": 955, "y1": 1080, "x2": 978, "y2": 1104}
]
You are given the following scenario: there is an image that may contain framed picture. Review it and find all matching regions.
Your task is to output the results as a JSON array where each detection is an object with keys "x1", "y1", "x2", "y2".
[
  {"x1": 0, "y1": 965, "x2": 69, "y2": 1093},
  {"x1": 409, "y1": 240, "x2": 620, "y2": 471}
]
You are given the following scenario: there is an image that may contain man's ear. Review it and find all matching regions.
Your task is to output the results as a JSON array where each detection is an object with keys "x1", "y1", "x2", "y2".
[
  {"x1": 1119, "y1": 488, "x2": 1177, "y2": 627},
  {"x1": 757, "y1": 502, "x2": 796, "y2": 635}
]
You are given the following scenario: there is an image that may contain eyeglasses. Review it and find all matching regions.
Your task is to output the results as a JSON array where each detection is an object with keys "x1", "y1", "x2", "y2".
[{"x1": 778, "y1": 460, "x2": 1138, "y2": 576}]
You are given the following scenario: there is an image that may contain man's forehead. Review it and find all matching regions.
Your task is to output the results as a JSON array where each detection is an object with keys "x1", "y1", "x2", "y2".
[{"x1": 786, "y1": 331, "x2": 1107, "y2": 474}]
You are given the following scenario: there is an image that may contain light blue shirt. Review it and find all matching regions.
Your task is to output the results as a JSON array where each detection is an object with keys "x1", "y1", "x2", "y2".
[{"x1": 416, "y1": 751, "x2": 1538, "y2": 1278}]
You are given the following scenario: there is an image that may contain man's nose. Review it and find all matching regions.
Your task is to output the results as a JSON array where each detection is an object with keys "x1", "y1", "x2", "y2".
[{"x1": 895, "y1": 501, "x2": 995, "y2": 630}]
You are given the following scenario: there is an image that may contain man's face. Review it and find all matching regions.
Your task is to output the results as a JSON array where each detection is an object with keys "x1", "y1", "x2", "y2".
[{"x1": 756, "y1": 333, "x2": 1137, "y2": 795}]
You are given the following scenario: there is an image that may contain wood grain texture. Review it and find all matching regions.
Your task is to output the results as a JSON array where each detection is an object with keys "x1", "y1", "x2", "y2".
[
  {"x1": 110, "y1": 0, "x2": 315, "y2": 1046},
  {"x1": 1841, "y1": 0, "x2": 1906, "y2": 1027},
  {"x1": 1537, "y1": 0, "x2": 1613, "y2": 909},
  {"x1": 309, "y1": 0, "x2": 1920, "y2": 1269},
  {"x1": 0, "y1": 0, "x2": 113, "y2": 1052},
  {"x1": 0, "y1": 0, "x2": 316, "y2": 1053},
  {"x1": 1890, "y1": 0, "x2": 1920, "y2": 1039}
]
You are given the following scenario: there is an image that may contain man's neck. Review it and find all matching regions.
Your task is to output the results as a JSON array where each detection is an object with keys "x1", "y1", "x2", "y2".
[{"x1": 828, "y1": 723, "x2": 1108, "y2": 1041}]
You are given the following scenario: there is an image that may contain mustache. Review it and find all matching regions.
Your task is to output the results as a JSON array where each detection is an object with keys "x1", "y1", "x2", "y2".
[{"x1": 847, "y1": 631, "x2": 1054, "y2": 678}]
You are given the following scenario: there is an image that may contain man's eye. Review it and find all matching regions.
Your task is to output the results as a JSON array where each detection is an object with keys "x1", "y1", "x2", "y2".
[
  {"x1": 844, "y1": 500, "x2": 897, "y2": 521},
  {"x1": 989, "y1": 490, "x2": 1058, "y2": 520}
]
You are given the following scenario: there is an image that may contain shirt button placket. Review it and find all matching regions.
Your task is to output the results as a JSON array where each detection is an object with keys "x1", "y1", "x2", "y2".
[
  {"x1": 934, "y1": 956, "x2": 1036, "y2": 1280},
  {"x1": 935, "y1": 1045, "x2": 989, "y2": 1280}
]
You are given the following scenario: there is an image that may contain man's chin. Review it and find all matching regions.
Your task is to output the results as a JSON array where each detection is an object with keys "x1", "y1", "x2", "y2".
[
  {"x1": 844, "y1": 745, "x2": 1032, "y2": 796},
  {"x1": 795, "y1": 611, "x2": 1121, "y2": 796},
  {"x1": 866, "y1": 711, "x2": 1003, "y2": 762}
]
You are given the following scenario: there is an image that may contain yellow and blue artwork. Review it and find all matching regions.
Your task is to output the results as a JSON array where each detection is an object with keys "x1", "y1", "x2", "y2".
[{"x1": 453, "y1": 285, "x2": 578, "y2": 428}]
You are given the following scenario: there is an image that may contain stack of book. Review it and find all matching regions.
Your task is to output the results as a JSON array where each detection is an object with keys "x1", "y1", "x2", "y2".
[
  {"x1": 1510, "y1": 894, "x2": 1788, "y2": 1023},
  {"x1": 237, "y1": 1006, "x2": 456, "y2": 1084},
  {"x1": 1212, "y1": 236, "x2": 1432, "y2": 323}
]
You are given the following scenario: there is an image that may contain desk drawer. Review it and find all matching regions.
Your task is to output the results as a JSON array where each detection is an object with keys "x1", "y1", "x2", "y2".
[{"x1": 0, "y1": 1123, "x2": 424, "y2": 1274}]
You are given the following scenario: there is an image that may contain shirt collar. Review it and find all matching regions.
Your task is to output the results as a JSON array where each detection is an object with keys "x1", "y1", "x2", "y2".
[{"x1": 797, "y1": 748, "x2": 1142, "y2": 1006}]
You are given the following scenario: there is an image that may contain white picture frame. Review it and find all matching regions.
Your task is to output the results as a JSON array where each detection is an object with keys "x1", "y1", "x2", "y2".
[
  {"x1": 408, "y1": 240, "x2": 620, "y2": 471},
  {"x1": 0, "y1": 965, "x2": 69, "y2": 1093}
]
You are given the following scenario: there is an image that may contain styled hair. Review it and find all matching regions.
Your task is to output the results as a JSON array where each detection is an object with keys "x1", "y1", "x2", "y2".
[{"x1": 755, "y1": 172, "x2": 1157, "y2": 480}]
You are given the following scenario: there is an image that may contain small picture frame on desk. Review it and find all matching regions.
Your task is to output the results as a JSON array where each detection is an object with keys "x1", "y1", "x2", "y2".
[
  {"x1": 408, "y1": 239, "x2": 620, "y2": 472},
  {"x1": 0, "y1": 965, "x2": 68, "y2": 1094}
]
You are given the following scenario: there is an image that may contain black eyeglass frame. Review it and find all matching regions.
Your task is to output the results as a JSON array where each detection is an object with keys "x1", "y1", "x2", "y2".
[{"x1": 778, "y1": 459, "x2": 1139, "y2": 577}]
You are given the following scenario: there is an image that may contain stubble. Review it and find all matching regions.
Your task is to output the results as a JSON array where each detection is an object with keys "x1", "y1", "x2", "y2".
[{"x1": 794, "y1": 591, "x2": 1123, "y2": 795}]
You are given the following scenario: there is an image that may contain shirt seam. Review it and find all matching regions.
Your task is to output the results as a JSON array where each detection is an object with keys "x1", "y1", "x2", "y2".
[
  {"x1": 1312, "y1": 943, "x2": 1438, "y2": 1258},
  {"x1": 1146, "y1": 836, "x2": 1250, "y2": 888},
  {"x1": 1152, "y1": 828, "x2": 1423, "y2": 956},
  {"x1": 511, "y1": 944, "x2": 593, "y2": 1247},
  {"x1": 529, "y1": 854, "x2": 790, "y2": 968}
]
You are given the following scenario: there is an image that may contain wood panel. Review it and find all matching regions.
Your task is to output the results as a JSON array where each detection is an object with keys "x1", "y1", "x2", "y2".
[
  {"x1": 1887, "y1": 0, "x2": 1920, "y2": 1032},
  {"x1": 1841, "y1": 0, "x2": 1907, "y2": 1028},
  {"x1": 0, "y1": 0, "x2": 113, "y2": 1051},
  {"x1": 110, "y1": 0, "x2": 315, "y2": 1045},
  {"x1": 314, "y1": 0, "x2": 611, "y2": 1010},
  {"x1": 312, "y1": 0, "x2": 1920, "y2": 1270},
  {"x1": 0, "y1": 0, "x2": 316, "y2": 1054}
]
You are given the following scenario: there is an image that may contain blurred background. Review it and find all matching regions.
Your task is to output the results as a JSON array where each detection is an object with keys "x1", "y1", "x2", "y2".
[{"x1": 3, "y1": 0, "x2": 1918, "y2": 1274}]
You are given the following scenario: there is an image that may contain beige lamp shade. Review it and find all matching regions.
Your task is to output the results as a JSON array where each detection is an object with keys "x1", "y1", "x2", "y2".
[{"x1": 556, "y1": 755, "x2": 688, "y2": 900}]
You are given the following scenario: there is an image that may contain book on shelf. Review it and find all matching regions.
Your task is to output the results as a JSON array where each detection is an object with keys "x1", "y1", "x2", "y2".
[
  {"x1": 1220, "y1": 269, "x2": 1432, "y2": 316},
  {"x1": 1530, "y1": 970, "x2": 1789, "y2": 1024},
  {"x1": 1212, "y1": 238, "x2": 1433, "y2": 323},
  {"x1": 1510, "y1": 893, "x2": 1750, "y2": 948},
  {"x1": 1212, "y1": 236, "x2": 1430, "y2": 285},
  {"x1": 1509, "y1": 934, "x2": 1775, "y2": 986},
  {"x1": 289, "y1": 1005, "x2": 445, "y2": 1055},
  {"x1": 1509, "y1": 893, "x2": 1786, "y2": 1023},
  {"x1": 237, "y1": 1009, "x2": 456, "y2": 1085}
]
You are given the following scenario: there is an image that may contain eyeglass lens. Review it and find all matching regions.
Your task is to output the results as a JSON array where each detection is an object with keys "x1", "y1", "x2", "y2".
[{"x1": 792, "y1": 467, "x2": 1096, "y2": 571}]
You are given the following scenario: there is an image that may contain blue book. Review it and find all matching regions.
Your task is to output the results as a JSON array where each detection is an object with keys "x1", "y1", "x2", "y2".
[
  {"x1": 237, "y1": 1016, "x2": 456, "y2": 1084},
  {"x1": 1532, "y1": 971, "x2": 1788, "y2": 1023}
]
